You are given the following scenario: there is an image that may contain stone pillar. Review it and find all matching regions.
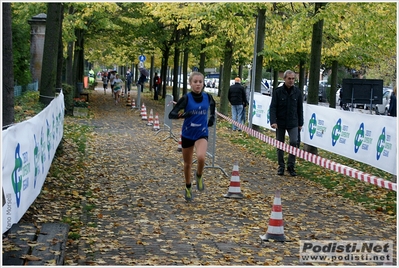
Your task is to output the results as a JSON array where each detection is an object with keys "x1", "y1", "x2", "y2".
[{"x1": 28, "y1": 13, "x2": 47, "y2": 87}]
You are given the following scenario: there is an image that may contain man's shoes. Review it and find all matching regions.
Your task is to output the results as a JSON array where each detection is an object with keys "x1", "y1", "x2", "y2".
[
  {"x1": 277, "y1": 167, "x2": 284, "y2": 176},
  {"x1": 196, "y1": 172, "x2": 204, "y2": 191},
  {"x1": 185, "y1": 187, "x2": 193, "y2": 201},
  {"x1": 287, "y1": 167, "x2": 297, "y2": 176}
]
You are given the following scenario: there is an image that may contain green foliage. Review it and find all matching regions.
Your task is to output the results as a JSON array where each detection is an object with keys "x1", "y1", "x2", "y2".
[
  {"x1": 73, "y1": 99, "x2": 89, "y2": 108},
  {"x1": 11, "y1": 2, "x2": 46, "y2": 85},
  {"x1": 13, "y1": 91, "x2": 45, "y2": 123},
  {"x1": 62, "y1": 83, "x2": 75, "y2": 115},
  {"x1": 9, "y1": 2, "x2": 396, "y2": 92}
]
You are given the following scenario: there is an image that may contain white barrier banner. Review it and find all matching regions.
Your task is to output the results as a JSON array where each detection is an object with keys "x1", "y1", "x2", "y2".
[
  {"x1": 2, "y1": 92, "x2": 64, "y2": 233},
  {"x1": 251, "y1": 93, "x2": 397, "y2": 175}
]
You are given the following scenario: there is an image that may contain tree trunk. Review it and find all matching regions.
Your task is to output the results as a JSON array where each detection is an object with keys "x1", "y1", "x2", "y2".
[
  {"x1": 254, "y1": 9, "x2": 265, "y2": 94},
  {"x1": 183, "y1": 48, "x2": 189, "y2": 95},
  {"x1": 150, "y1": 55, "x2": 154, "y2": 91},
  {"x1": 56, "y1": 4, "x2": 64, "y2": 89},
  {"x1": 39, "y1": 3, "x2": 63, "y2": 106},
  {"x1": 329, "y1": 60, "x2": 338, "y2": 108},
  {"x1": 66, "y1": 41, "x2": 73, "y2": 85},
  {"x1": 252, "y1": 8, "x2": 266, "y2": 131},
  {"x1": 65, "y1": 5, "x2": 74, "y2": 86},
  {"x1": 307, "y1": 3, "x2": 325, "y2": 106},
  {"x1": 172, "y1": 29, "x2": 180, "y2": 101},
  {"x1": 238, "y1": 65, "x2": 243, "y2": 80},
  {"x1": 72, "y1": 28, "x2": 85, "y2": 98},
  {"x1": 304, "y1": 2, "x2": 326, "y2": 155},
  {"x1": 219, "y1": 40, "x2": 233, "y2": 115},
  {"x1": 161, "y1": 56, "x2": 166, "y2": 98},
  {"x1": 161, "y1": 45, "x2": 170, "y2": 99},
  {"x1": 299, "y1": 58, "x2": 305, "y2": 98},
  {"x1": 2, "y1": 2, "x2": 14, "y2": 127},
  {"x1": 273, "y1": 70, "x2": 279, "y2": 90},
  {"x1": 199, "y1": 43, "x2": 206, "y2": 74},
  {"x1": 199, "y1": 24, "x2": 210, "y2": 75},
  {"x1": 218, "y1": 64, "x2": 223, "y2": 98}
]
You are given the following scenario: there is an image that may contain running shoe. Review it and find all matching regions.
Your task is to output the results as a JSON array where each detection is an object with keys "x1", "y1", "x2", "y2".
[
  {"x1": 196, "y1": 172, "x2": 204, "y2": 191},
  {"x1": 185, "y1": 187, "x2": 193, "y2": 201}
]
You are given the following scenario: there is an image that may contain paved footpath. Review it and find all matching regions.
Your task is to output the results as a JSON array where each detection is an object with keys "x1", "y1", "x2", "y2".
[{"x1": 73, "y1": 86, "x2": 396, "y2": 266}]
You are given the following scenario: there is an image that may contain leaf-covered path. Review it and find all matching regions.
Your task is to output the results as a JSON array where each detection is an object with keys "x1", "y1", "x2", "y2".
[{"x1": 62, "y1": 87, "x2": 395, "y2": 266}]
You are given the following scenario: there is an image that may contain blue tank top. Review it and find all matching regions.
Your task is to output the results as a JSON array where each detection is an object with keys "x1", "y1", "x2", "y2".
[{"x1": 182, "y1": 92, "x2": 209, "y2": 140}]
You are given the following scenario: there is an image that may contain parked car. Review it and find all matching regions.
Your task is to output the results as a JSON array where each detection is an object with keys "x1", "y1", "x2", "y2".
[
  {"x1": 375, "y1": 88, "x2": 393, "y2": 115},
  {"x1": 364, "y1": 87, "x2": 392, "y2": 111},
  {"x1": 318, "y1": 80, "x2": 330, "y2": 102},
  {"x1": 205, "y1": 78, "x2": 218, "y2": 88},
  {"x1": 261, "y1": 79, "x2": 272, "y2": 95}
]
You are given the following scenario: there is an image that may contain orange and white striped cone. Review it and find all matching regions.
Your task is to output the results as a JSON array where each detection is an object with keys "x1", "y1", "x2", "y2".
[
  {"x1": 177, "y1": 132, "x2": 182, "y2": 152},
  {"x1": 121, "y1": 91, "x2": 124, "y2": 98},
  {"x1": 141, "y1": 104, "x2": 147, "y2": 120},
  {"x1": 131, "y1": 98, "x2": 136, "y2": 109},
  {"x1": 147, "y1": 109, "x2": 154, "y2": 125},
  {"x1": 140, "y1": 103, "x2": 145, "y2": 116},
  {"x1": 126, "y1": 92, "x2": 131, "y2": 106},
  {"x1": 223, "y1": 162, "x2": 243, "y2": 199},
  {"x1": 153, "y1": 113, "x2": 160, "y2": 131},
  {"x1": 260, "y1": 190, "x2": 285, "y2": 242}
]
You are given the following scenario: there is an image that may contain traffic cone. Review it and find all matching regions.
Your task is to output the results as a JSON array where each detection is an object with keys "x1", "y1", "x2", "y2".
[
  {"x1": 223, "y1": 162, "x2": 243, "y2": 199},
  {"x1": 147, "y1": 109, "x2": 154, "y2": 125},
  {"x1": 153, "y1": 113, "x2": 160, "y2": 131},
  {"x1": 131, "y1": 98, "x2": 136, "y2": 109},
  {"x1": 259, "y1": 190, "x2": 285, "y2": 242},
  {"x1": 126, "y1": 92, "x2": 131, "y2": 106},
  {"x1": 141, "y1": 104, "x2": 147, "y2": 120},
  {"x1": 140, "y1": 103, "x2": 145, "y2": 116},
  {"x1": 121, "y1": 91, "x2": 124, "y2": 98},
  {"x1": 177, "y1": 132, "x2": 182, "y2": 152}
]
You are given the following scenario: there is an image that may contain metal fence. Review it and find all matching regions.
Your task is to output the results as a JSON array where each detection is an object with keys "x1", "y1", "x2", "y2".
[{"x1": 14, "y1": 81, "x2": 39, "y2": 97}]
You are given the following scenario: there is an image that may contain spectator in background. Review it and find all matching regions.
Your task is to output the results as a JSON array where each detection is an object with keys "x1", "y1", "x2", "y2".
[
  {"x1": 228, "y1": 77, "x2": 248, "y2": 131},
  {"x1": 387, "y1": 85, "x2": 397, "y2": 117},
  {"x1": 269, "y1": 70, "x2": 304, "y2": 177},
  {"x1": 242, "y1": 80, "x2": 250, "y2": 124},
  {"x1": 88, "y1": 68, "x2": 95, "y2": 85},
  {"x1": 102, "y1": 71, "x2": 108, "y2": 95},
  {"x1": 137, "y1": 73, "x2": 147, "y2": 92},
  {"x1": 153, "y1": 72, "x2": 161, "y2": 100},
  {"x1": 126, "y1": 69, "x2": 132, "y2": 93}
]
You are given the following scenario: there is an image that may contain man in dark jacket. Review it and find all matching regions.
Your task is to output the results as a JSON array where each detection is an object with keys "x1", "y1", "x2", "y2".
[
  {"x1": 269, "y1": 70, "x2": 304, "y2": 176},
  {"x1": 228, "y1": 77, "x2": 248, "y2": 131}
]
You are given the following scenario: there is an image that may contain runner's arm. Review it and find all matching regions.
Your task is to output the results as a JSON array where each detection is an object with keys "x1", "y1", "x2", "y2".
[{"x1": 169, "y1": 95, "x2": 188, "y2": 119}]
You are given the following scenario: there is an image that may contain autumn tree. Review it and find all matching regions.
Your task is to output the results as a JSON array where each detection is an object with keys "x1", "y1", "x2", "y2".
[
  {"x1": 39, "y1": 3, "x2": 63, "y2": 106},
  {"x1": 305, "y1": 2, "x2": 327, "y2": 155},
  {"x1": 3, "y1": 2, "x2": 14, "y2": 127}
]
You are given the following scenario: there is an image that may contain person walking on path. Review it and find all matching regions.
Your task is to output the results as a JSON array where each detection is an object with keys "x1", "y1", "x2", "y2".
[
  {"x1": 125, "y1": 68, "x2": 132, "y2": 95},
  {"x1": 228, "y1": 77, "x2": 248, "y2": 131},
  {"x1": 113, "y1": 74, "x2": 123, "y2": 105},
  {"x1": 109, "y1": 70, "x2": 116, "y2": 97},
  {"x1": 168, "y1": 72, "x2": 216, "y2": 201},
  {"x1": 387, "y1": 85, "x2": 397, "y2": 117},
  {"x1": 269, "y1": 70, "x2": 303, "y2": 176},
  {"x1": 153, "y1": 72, "x2": 161, "y2": 100},
  {"x1": 102, "y1": 71, "x2": 108, "y2": 95},
  {"x1": 88, "y1": 68, "x2": 95, "y2": 85}
]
